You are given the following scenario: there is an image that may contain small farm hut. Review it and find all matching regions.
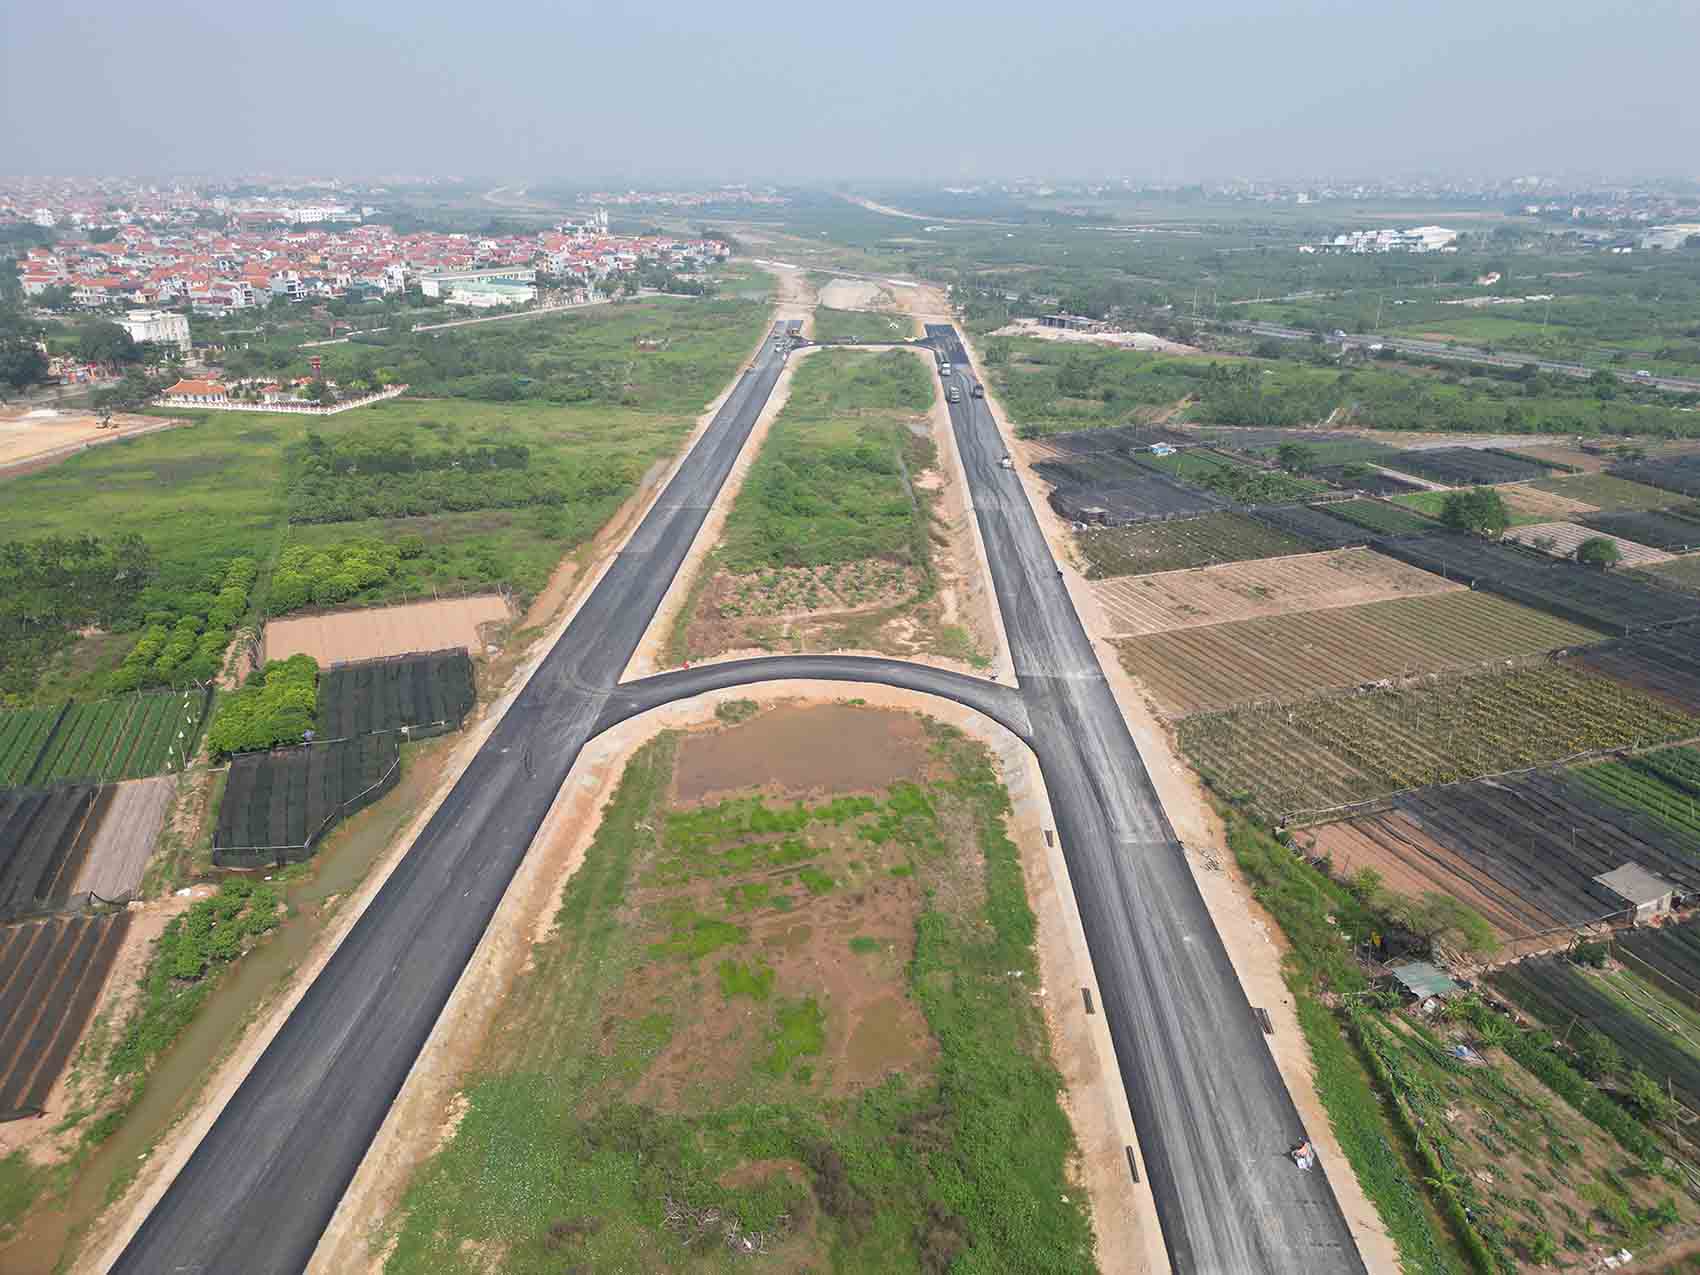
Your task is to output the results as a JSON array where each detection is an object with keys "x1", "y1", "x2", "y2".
[
  {"x1": 1385, "y1": 960, "x2": 1463, "y2": 1013},
  {"x1": 1593, "y1": 862, "x2": 1676, "y2": 923}
]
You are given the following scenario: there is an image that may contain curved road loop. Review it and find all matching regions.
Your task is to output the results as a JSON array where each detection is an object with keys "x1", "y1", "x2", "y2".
[{"x1": 114, "y1": 319, "x2": 1364, "y2": 1273}]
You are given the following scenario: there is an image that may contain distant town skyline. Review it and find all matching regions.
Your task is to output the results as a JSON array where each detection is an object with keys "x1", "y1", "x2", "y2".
[{"x1": 5, "y1": 0, "x2": 1696, "y2": 182}]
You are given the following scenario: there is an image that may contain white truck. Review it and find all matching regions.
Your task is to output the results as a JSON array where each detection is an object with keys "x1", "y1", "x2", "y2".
[{"x1": 947, "y1": 387, "x2": 962, "y2": 404}]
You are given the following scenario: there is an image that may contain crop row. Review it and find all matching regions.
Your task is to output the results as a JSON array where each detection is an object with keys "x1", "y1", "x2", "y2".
[
  {"x1": 0, "y1": 707, "x2": 62, "y2": 786},
  {"x1": 1074, "y1": 511, "x2": 1309, "y2": 578},
  {"x1": 20, "y1": 691, "x2": 209, "y2": 784},
  {"x1": 1387, "y1": 446, "x2": 1554, "y2": 486},
  {"x1": 1324, "y1": 498, "x2": 1438, "y2": 535},
  {"x1": 1179, "y1": 665, "x2": 1695, "y2": 818}
]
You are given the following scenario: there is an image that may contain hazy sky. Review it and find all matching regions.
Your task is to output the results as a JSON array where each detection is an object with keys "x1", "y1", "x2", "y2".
[{"x1": 4, "y1": 0, "x2": 1694, "y2": 182}]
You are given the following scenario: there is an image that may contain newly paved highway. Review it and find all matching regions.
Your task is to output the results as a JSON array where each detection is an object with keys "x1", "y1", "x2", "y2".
[
  {"x1": 115, "y1": 318, "x2": 1365, "y2": 1274},
  {"x1": 928, "y1": 327, "x2": 1363, "y2": 1273}
]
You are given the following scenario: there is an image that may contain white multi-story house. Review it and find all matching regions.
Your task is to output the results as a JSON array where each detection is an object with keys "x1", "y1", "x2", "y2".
[{"x1": 119, "y1": 308, "x2": 192, "y2": 355}]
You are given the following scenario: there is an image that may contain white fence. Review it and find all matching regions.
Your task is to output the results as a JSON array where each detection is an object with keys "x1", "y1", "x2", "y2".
[{"x1": 155, "y1": 384, "x2": 409, "y2": 415}]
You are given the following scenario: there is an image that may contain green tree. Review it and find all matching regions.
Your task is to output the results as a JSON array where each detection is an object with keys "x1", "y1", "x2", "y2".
[
  {"x1": 1576, "y1": 536, "x2": 1621, "y2": 568},
  {"x1": 75, "y1": 319, "x2": 140, "y2": 366},
  {"x1": 0, "y1": 331, "x2": 48, "y2": 392},
  {"x1": 1275, "y1": 442, "x2": 1317, "y2": 475},
  {"x1": 1576, "y1": 1029, "x2": 1622, "y2": 1079},
  {"x1": 1626, "y1": 1068, "x2": 1675, "y2": 1124},
  {"x1": 1440, "y1": 487, "x2": 1509, "y2": 538}
]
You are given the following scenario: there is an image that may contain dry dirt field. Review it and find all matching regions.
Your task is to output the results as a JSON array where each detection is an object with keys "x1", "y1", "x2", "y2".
[
  {"x1": 71, "y1": 777, "x2": 174, "y2": 899},
  {"x1": 262, "y1": 595, "x2": 511, "y2": 665},
  {"x1": 1504, "y1": 520, "x2": 1672, "y2": 566},
  {"x1": 1303, "y1": 813, "x2": 1566, "y2": 941},
  {"x1": 815, "y1": 277, "x2": 889, "y2": 310},
  {"x1": 1115, "y1": 591, "x2": 1600, "y2": 715},
  {"x1": 1497, "y1": 483, "x2": 1600, "y2": 519},
  {"x1": 0, "y1": 410, "x2": 188, "y2": 476},
  {"x1": 1091, "y1": 547, "x2": 1460, "y2": 636}
]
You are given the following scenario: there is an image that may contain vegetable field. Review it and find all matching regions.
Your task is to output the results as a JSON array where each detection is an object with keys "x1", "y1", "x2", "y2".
[
  {"x1": 0, "y1": 911, "x2": 130, "y2": 1118},
  {"x1": 1572, "y1": 746, "x2": 1700, "y2": 842},
  {"x1": 1179, "y1": 665, "x2": 1695, "y2": 817},
  {"x1": 1527, "y1": 473, "x2": 1677, "y2": 512},
  {"x1": 213, "y1": 734, "x2": 401, "y2": 863},
  {"x1": 1133, "y1": 448, "x2": 1332, "y2": 503},
  {"x1": 0, "y1": 691, "x2": 210, "y2": 787},
  {"x1": 1074, "y1": 511, "x2": 1308, "y2": 578},
  {"x1": 1385, "y1": 447, "x2": 1554, "y2": 486},
  {"x1": 1021, "y1": 423, "x2": 1193, "y2": 459},
  {"x1": 1117, "y1": 591, "x2": 1599, "y2": 715},
  {"x1": 316, "y1": 649, "x2": 475, "y2": 740},
  {"x1": 1504, "y1": 522, "x2": 1671, "y2": 567},
  {"x1": 1491, "y1": 957, "x2": 1700, "y2": 1115},
  {"x1": 1615, "y1": 917, "x2": 1700, "y2": 1006},
  {"x1": 1567, "y1": 626, "x2": 1700, "y2": 713},
  {"x1": 1093, "y1": 546, "x2": 1459, "y2": 636},
  {"x1": 0, "y1": 785, "x2": 111, "y2": 918},
  {"x1": 1376, "y1": 533, "x2": 1700, "y2": 633}
]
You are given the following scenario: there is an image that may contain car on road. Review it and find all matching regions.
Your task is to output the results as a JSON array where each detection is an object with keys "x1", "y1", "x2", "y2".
[
  {"x1": 947, "y1": 387, "x2": 962, "y2": 403},
  {"x1": 1636, "y1": 369, "x2": 1653, "y2": 379},
  {"x1": 972, "y1": 383, "x2": 985, "y2": 398},
  {"x1": 939, "y1": 361, "x2": 952, "y2": 377}
]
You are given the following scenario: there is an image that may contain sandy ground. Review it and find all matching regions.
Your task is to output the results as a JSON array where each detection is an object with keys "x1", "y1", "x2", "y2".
[
  {"x1": 628, "y1": 343, "x2": 1011, "y2": 682},
  {"x1": 1092, "y1": 546, "x2": 1462, "y2": 636},
  {"x1": 314, "y1": 679, "x2": 1162, "y2": 1275},
  {"x1": 261, "y1": 596, "x2": 513, "y2": 665},
  {"x1": 990, "y1": 317, "x2": 1200, "y2": 355},
  {"x1": 953, "y1": 324, "x2": 1402, "y2": 1274},
  {"x1": 71, "y1": 777, "x2": 174, "y2": 898},
  {"x1": 816, "y1": 277, "x2": 886, "y2": 310},
  {"x1": 78, "y1": 299, "x2": 791, "y2": 1275},
  {"x1": 0, "y1": 410, "x2": 189, "y2": 476},
  {"x1": 1498, "y1": 483, "x2": 1600, "y2": 518}
]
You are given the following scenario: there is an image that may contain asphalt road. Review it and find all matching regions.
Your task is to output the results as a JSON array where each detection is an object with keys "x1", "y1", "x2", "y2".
[
  {"x1": 117, "y1": 317, "x2": 1365, "y2": 1274},
  {"x1": 928, "y1": 326, "x2": 1365, "y2": 1273},
  {"x1": 111, "y1": 322, "x2": 803, "y2": 1275}
]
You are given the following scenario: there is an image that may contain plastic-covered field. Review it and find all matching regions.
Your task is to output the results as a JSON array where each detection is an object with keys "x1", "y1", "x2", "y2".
[
  {"x1": 1376, "y1": 532, "x2": 1700, "y2": 634},
  {"x1": 1568, "y1": 626, "x2": 1700, "y2": 712},
  {"x1": 0, "y1": 785, "x2": 110, "y2": 917},
  {"x1": 1074, "y1": 511, "x2": 1308, "y2": 578},
  {"x1": 1243, "y1": 502, "x2": 1368, "y2": 548},
  {"x1": 1610, "y1": 452, "x2": 1700, "y2": 500},
  {"x1": 213, "y1": 734, "x2": 400, "y2": 860},
  {"x1": 0, "y1": 911, "x2": 130, "y2": 1118},
  {"x1": 1022, "y1": 423, "x2": 1194, "y2": 459},
  {"x1": 1035, "y1": 453, "x2": 1227, "y2": 524},
  {"x1": 1580, "y1": 509, "x2": 1700, "y2": 553},
  {"x1": 1384, "y1": 446, "x2": 1555, "y2": 485},
  {"x1": 316, "y1": 649, "x2": 476, "y2": 740},
  {"x1": 1323, "y1": 498, "x2": 1436, "y2": 535}
]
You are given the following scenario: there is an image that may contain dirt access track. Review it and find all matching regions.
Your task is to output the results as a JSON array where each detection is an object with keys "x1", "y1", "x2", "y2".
[{"x1": 261, "y1": 595, "x2": 513, "y2": 665}]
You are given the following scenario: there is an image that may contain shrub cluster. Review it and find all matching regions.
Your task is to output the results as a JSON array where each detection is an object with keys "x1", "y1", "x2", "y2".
[
  {"x1": 205, "y1": 654, "x2": 318, "y2": 755},
  {"x1": 0, "y1": 534, "x2": 154, "y2": 700},
  {"x1": 267, "y1": 540, "x2": 412, "y2": 613},
  {"x1": 109, "y1": 557, "x2": 257, "y2": 692}
]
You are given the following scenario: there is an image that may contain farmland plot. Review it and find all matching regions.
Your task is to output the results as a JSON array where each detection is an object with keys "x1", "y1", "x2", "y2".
[
  {"x1": 1092, "y1": 547, "x2": 1458, "y2": 636},
  {"x1": 1133, "y1": 448, "x2": 1333, "y2": 503},
  {"x1": 1022, "y1": 423, "x2": 1193, "y2": 459},
  {"x1": 1610, "y1": 453, "x2": 1700, "y2": 500},
  {"x1": 1377, "y1": 533, "x2": 1700, "y2": 633},
  {"x1": 1572, "y1": 746, "x2": 1700, "y2": 844},
  {"x1": 1528, "y1": 472, "x2": 1680, "y2": 512},
  {"x1": 1315, "y1": 465, "x2": 1421, "y2": 496},
  {"x1": 0, "y1": 707, "x2": 61, "y2": 786},
  {"x1": 1581, "y1": 509, "x2": 1700, "y2": 553},
  {"x1": 0, "y1": 911, "x2": 130, "y2": 1117},
  {"x1": 1394, "y1": 771, "x2": 1700, "y2": 925},
  {"x1": 1244, "y1": 502, "x2": 1368, "y2": 548},
  {"x1": 0, "y1": 784, "x2": 112, "y2": 917},
  {"x1": 262, "y1": 594, "x2": 510, "y2": 665},
  {"x1": 213, "y1": 734, "x2": 400, "y2": 862},
  {"x1": 71, "y1": 776, "x2": 174, "y2": 899},
  {"x1": 1497, "y1": 484, "x2": 1599, "y2": 522},
  {"x1": 1307, "y1": 812, "x2": 1568, "y2": 939},
  {"x1": 21, "y1": 690, "x2": 210, "y2": 785},
  {"x1": 1386, "y1": 447, "x2": 1554, "y2": 486},
  {"x1": 1568, "y1": 628, "x2": 1700, "y2": 713},
  {"x1": 1504, "y1": 522, "x2": 1672, "y2": 567},
  {"x1": 1323, "y1": 498, "x2": 1438, "y2": 535},
  {"x1": 1614, "y1": 917, "x2": 1700, "y2": 1006},
  {"x1": 1179, "y1": 665, "x2": 1695, "y2": 818},
  {"x1": 1117, "y1": 591, "x2": 1600, "y2": 714},
  {"x1": 1492, "y1": 957, "x2": 1700, "y2": 1114},
  {"x1": 1035, "y1": 453, "x2": 1226, "y2": 523},
  {"x1": 1074, "y1": 511, "x2": 1308, "y2": 578},
  {"x1": 316, "y1": 649, "x2": 476, "y2": 740}
]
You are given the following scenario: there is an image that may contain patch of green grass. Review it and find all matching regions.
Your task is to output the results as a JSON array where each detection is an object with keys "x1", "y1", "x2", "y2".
[
  {"x1": 812, "y1": 305, "x2": 913, "y2": 344},
  {"x1": 798, "y1": 866, "x2": 836, "y2": 895},
  {"x1": 723, "y1": 881, "x2": 772, "y2": 910},
  {"x1": 717, "y1": 958, "x2": 774, "y2": 1002},
  {"x1": 849, "y1": 936, "x2": 881, "y2": 955},
  {"x1": 1389, "y1": 488, "x2": 1549, "y2": 526},
  {"x1": 759, "y1": 997, "x2": 827, "y2": 1077},
  {"x1": 645, "y1": 907, "x2": 746, "y2": 962},
  {"x1": 0, "y1": 1150, "x2": 45, "y2": 1238},
  {"x1": 1529, "y1": 472, "x2": 1680, "y2": 512},
  {"x1": 714, "y1": 697, "x2": 760, "y2": 724}
]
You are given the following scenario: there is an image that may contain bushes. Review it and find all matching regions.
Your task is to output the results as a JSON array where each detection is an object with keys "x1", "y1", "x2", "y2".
[
  {"x1": 0, "y1": 534, "x2": 154, "y2": 701},
  {"x1": 109, "y1": 556, "x2": 256, "y2": 692},
  {"x1": 204, "y1": 654, "x2": 318, "y2": 756},
  {"x1": 266, "y1": 540, "x2": 402, "y2": 614}
]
